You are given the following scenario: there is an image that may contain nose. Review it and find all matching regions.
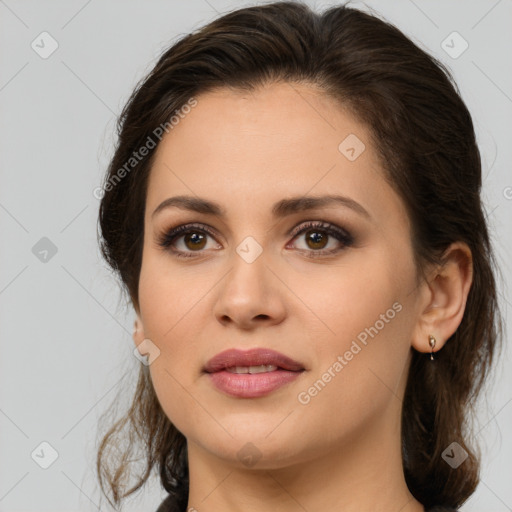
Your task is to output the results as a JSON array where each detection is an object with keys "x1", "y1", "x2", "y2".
[{"x1": 213, "y1": 249, "x2": 287, "y2": 330}]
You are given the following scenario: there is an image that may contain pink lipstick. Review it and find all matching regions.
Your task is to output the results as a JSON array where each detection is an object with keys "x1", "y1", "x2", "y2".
[{"x1": 204, "y1": 348, "x2": 305, "y2": 398}]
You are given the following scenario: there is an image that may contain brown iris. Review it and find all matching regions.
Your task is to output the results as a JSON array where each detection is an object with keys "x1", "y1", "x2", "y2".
[
  {"x1": 305, "y1": 229, "x2": 328, "y2": 250},
  {"x1": 184, "y1": 232, "x2": 207, "y2": 251},
  {"x1": 182, "y1": 228, "x2": 330, "y2": 252}
]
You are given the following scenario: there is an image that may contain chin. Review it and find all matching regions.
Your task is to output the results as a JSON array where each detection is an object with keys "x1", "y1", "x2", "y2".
[{"x1": 197, "y1": 433, "x2": 311, "y2": 471}]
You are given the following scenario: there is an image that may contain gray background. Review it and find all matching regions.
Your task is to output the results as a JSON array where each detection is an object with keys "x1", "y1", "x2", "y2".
[{"x1": 0, "y1": 0, "x2": 510, "y2": 511}]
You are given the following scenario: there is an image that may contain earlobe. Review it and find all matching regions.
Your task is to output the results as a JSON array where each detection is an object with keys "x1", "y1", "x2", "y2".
[
  {"x1": 133, "y1": 314, "x2": 146, "y2": 347},
  {"x1": 411, "y1": 242, "x2": 473, "y2": 356}
]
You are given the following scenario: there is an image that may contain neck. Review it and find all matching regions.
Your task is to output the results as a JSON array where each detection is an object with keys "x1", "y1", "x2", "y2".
[{"x1": 186, "y1": 405, "x2": 424, "y2": 512}]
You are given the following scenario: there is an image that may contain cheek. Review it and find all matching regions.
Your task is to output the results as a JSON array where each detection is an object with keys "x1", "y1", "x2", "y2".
[
  {"x1": 139, "y1": 257, "x2": 271, "y2": 438},
  {"x1": 138, "y1": 250, "x2": 222, "y2": 430},
  {"x1": 286, "y1": 249, "x2": 410, "y2": 348},
  {"x1": 138, "y1": 246, "x2": 215, "y2": 346},
  {"x1": 289, "y1": 253, "x2": 415, "y2": 414}
]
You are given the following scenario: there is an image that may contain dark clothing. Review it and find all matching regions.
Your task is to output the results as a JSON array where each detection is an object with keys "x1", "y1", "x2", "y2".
[
  {"x1": 155, "y1": 493, "x2": 183, "y2": 512},
  {"x1": 155, "y1": 494, "x2": 180, "y2": 512},
  {"x1": 156, "y1": 493, "x2": 459, "y2": 512}
]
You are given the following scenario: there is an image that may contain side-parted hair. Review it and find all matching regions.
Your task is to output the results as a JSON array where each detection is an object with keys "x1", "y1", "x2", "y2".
[{"x1": 97, "y1": 2, "x2": 501, "y2": 509}]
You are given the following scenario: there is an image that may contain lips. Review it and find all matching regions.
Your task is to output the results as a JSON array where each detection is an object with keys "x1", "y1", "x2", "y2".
[
  {"x1": 203, "y1": 348, "x2": 305, "y2": 373},
  {"x1": 204, "y1": 348, "x2": 306, "y2": 398}
]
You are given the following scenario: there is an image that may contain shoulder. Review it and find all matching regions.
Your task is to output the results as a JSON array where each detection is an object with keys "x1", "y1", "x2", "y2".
[{"x1": 155, "y1": 494, "x2": 182, "y2": 512}]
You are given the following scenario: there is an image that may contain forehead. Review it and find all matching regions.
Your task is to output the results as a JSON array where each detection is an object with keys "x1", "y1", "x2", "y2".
[
  {"x1": 155, "y1": 82, "x2": 366, "y2": 163},
  {"x1": 145, "y1": 81, "x2": 406, "y2": 228}
]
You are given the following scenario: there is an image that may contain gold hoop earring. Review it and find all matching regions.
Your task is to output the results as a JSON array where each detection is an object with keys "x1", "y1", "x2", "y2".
[{"x1": 428, "y1": 334, "x2": 436, "y2": 360}]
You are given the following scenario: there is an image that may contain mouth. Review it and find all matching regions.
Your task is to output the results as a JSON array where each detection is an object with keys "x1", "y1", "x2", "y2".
[
  {"x1": 204, "y1": 348, "x2": 305, "y2": 373},
  {"x1": 224, "y1": 364, "x2": 280, "y2": 374},
  {"x1": 203, "y1": 348, "x2": 305, "y2": 398}
]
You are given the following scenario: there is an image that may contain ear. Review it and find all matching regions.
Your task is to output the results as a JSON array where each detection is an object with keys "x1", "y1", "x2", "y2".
[
  {"x1": 133, "y1": 312, "x2": 147, "y2": 348},
  {"x1": 411, "y1": 242, "x2": 473, "y2": 356}
]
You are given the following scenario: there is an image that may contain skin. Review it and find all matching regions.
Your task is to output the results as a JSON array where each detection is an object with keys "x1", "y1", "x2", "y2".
[{"x1": 133, "y1": 81, "x2": 473, "y2": 512}]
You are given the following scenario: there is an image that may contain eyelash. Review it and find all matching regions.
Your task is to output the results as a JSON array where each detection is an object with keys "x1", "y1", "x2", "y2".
[{"x1": 156, "y1": 221, "x2": 354, "y2": 259}]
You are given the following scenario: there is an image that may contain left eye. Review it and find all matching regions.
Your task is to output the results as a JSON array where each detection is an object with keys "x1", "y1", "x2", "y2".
[{"x1": 287, "y1": 221, "x2": 353, "y2": 257}]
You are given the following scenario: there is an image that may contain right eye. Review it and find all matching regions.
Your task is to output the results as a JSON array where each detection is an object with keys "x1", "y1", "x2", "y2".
[{"x1": 156, "y1": 223, "x2": 221, "y2": 259}]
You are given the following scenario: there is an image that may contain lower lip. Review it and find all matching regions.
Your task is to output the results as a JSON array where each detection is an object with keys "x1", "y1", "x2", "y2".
[{"x1": 207, "y1": 369, "x2": 303, "y2": 398}]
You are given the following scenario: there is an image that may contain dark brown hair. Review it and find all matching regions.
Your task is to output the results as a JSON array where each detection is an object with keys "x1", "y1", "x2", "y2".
[{"x1": 96, "y1": 2, "x2": 501, "y2": 510}]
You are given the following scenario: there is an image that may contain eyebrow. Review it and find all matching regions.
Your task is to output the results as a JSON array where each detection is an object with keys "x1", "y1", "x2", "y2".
[{"x1": 152, "y1": 194, "x2": 371, "y2": 220}]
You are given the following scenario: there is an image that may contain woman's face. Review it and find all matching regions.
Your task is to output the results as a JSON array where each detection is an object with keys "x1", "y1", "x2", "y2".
[{"x1": 136, "y1": 82, "x2": 426, "y2": 469}]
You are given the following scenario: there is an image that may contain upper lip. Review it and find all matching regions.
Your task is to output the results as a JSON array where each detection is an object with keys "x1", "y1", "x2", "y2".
[{"x1": 204, "y1": 348, "x2": 305, "y2": 373}]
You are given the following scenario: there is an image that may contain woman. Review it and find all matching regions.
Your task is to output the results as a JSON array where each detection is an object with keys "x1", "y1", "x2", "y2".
[{"x1": 96, "y1": 2, "x2": 501, "y2": 511}]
